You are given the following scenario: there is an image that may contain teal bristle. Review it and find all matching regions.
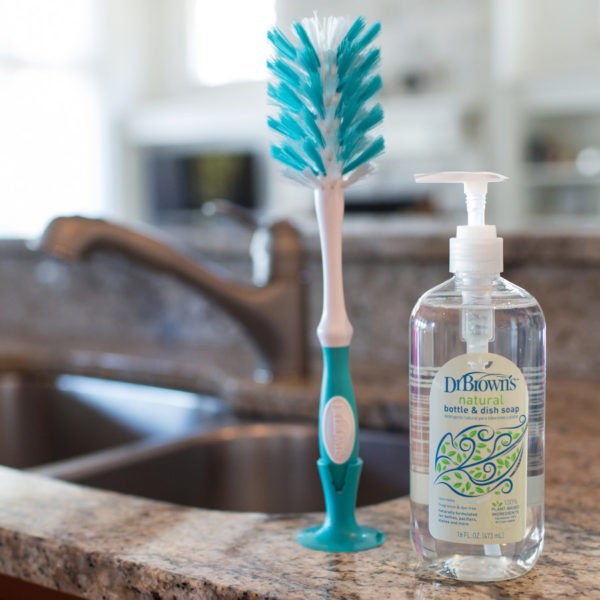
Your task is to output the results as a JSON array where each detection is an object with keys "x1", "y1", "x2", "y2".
[
  {"x1": 301, "y1": 107, "x2": 326, "y2": 148},
  {"x1": 336, "y1": 48, "x2": 380, "y2": 93},
  {"x1": 267, "y1": 81, "x2": 303, "y2": 112},
  {"x1": 342, "y1": 136, "x2": 385, "y2": 176},
  {"x1": 339, "y1": 105, "x2": 384, "y2": 164},
  {"x1": 267, "y1": 58, "x2": 301, "y2": 88},
  {"x1": 267, "y1": 114, "x2": 303, "y2": 141},
  {"x1": 336, "y1": 22, "x2": 381, "y2": 83},
  {"x1": 342, "y1": 16, "x2": 366, "y2": 45},
  {"x1": 272, "y1": 144, "x2": 317, "y2": 174},
  {"x1": 356, "y1": 74, "x2": 383, "y2": 105},
  {"x1": 303, "y1": 139, "x2": 327, "y2": 176},
  {"x1": 352, "y1": 22, "x2": 381, "y2": 55},
  {"x1": 267, "y1": 28, "x2": 297, "y2": 61},
  {"x1": 357, "y1": 104, "x2": 384, "y2": 133},
  {"x1": 267, "y1": 15, "x2": 384, "y2": 188},
  {"x1": 336, "y1": 75, "x2": 382, "y2": 131},
  {"x1": 306, "y1": 70, "x2": 325, "y2": 119},
  {"x1": 293, "y1": 22, "x2": 321, "y2": 71}
]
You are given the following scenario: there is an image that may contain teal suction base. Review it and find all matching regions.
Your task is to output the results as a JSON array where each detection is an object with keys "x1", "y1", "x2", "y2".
[
  {"x1": 297, "y1": 522, "x2": 385, "y2": 553},
  {"x1": 296, "y1": 458, "x2": 386, "y2": 553}
]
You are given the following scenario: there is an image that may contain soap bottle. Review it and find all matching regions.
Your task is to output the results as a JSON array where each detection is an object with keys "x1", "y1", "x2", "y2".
[{"x1": 409, "y1": 172, "x2": 545, "y2": 581}]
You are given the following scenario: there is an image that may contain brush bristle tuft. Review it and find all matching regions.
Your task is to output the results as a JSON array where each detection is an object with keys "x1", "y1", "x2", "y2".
[{"x1": 267, "y1": 15, "x2": 384, "y2": 188}]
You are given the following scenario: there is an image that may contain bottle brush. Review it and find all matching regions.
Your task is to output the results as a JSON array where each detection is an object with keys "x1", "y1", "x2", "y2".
[{"x1": 267, "y1": 14, "x2": 385, "y2": 552}]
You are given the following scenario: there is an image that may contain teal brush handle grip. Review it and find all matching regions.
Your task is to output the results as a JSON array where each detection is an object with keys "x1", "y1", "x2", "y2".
[
  {"x1": 296, "y1": 344, "x2": 385, "y2": 552},
  {"x1": 318, "y1": 346, "x2": 359, "y2": 490}
]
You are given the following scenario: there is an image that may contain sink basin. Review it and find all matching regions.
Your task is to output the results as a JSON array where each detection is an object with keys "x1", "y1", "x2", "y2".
[
  {"x1": 68, "y1": 423, "x2": 410, "y2": 513},
  {"x1": 0, "y1": 373, "x2": 226, "y2": 470},
  {"x1": 0, "y1": 370, "x2": 409, "y2": 513}
]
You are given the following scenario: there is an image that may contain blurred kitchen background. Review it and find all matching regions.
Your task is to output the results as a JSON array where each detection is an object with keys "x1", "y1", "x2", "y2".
[{"x1": 3, "y1": 0, "x2": 600, "y2": 238}]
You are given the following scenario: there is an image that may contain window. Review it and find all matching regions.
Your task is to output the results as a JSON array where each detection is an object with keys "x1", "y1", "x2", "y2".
[
  {"x1": 186, "y1": 0, "x2": 276, "y2": 86},
  {"x1": 0, "y1": 0, "x2": 105, "y2": 238}
]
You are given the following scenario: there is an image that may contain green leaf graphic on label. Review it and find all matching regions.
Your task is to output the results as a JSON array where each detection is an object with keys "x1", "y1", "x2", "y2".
[{"x1": 433, "y1": 415, "x2": 527, "y2": 498}]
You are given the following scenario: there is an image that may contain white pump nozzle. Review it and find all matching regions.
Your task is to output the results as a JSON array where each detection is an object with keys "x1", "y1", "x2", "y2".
[
  {"x1": 414, "y1": 171, "x2": 507, "y2": 226},
  {"x1": 415, "y1": 171, "x2": 509, "y2": 274}
]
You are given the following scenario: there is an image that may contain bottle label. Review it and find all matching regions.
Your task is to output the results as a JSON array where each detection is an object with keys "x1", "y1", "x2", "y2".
[{"x1": 429, "y1": 353, "x2": 528, "y2": 545}]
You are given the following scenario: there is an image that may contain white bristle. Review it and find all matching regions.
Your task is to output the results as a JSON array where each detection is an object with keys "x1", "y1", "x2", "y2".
[
  {"x1": 343, "y1": 163, "x2": 375, "y2": 187},
  {"x1": 301, "y1": 14, "x2": 351, "y2": 51}
]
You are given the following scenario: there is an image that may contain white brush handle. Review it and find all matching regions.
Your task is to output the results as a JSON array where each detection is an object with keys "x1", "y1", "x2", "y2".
[{"x1": 314, "y1": 184, "x2": 353, "y2": 348}]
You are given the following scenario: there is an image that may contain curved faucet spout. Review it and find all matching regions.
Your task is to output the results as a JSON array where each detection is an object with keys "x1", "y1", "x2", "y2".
[{"x1": 40, "y1": 216, "x2": 308, "y2": 382}]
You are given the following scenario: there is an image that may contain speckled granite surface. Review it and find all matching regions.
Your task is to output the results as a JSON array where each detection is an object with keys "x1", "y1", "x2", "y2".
[{"x1": 0, "y1": 376, "x2": 596, "y2": 599}]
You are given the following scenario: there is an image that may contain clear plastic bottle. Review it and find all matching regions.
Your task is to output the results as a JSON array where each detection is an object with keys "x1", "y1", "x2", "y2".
[{"x1": 409, "y1": 172, "x2": 545, "y2": 582}]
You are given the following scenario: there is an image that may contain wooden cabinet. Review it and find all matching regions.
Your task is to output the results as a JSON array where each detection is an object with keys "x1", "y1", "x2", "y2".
[{"x1": 0, "y1": 573, "x2": 80, "y2": 600}]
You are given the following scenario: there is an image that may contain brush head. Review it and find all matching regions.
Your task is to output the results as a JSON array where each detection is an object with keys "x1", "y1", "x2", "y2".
[{"x1": 267, "y1": 16, "x2": 384, "y2": 189}]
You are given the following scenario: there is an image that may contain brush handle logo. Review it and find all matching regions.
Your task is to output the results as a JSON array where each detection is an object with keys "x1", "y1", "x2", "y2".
[{"x1": 322, "y1": 396, "x2": 355, "y2": 465}]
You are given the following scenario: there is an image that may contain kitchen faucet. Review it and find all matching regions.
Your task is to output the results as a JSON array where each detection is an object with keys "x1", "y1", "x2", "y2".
[{"x1": 40, "y1": 214, "x2": 308, "y2": 382}]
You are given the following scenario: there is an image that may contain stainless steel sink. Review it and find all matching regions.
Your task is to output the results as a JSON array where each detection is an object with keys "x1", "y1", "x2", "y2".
[
  {"x1": 0, "y1": 371, "x2": 409, "y2": 513},
  {"x1": 0, "y1": 372, "x2": 227, "y2": 470},
  {"x1": 67, "y1": 423, "x2": 410, "y2": 513}
]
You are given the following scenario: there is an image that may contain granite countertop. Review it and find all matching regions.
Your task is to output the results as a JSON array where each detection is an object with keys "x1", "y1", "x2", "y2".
[{"x1": 0, "y1": 369, "x2": 597, "y2": 599}]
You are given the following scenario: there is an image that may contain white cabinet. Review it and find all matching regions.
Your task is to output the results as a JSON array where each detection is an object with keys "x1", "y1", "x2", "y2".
[
  {"x1": 488, "y1": 0, "x2": 600, "y2": 226},
  {"x1": 519, "y1": 81, "x2": 600, "y2": 225}
]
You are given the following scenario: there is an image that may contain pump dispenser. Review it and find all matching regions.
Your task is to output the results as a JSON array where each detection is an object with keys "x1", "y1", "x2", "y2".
[
  {"x1": 415, "y1": 171, "x2": 506, "y2": 274},
  {"x1": 409, "y1": 171, "x2": 546, "y2": 582}
]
